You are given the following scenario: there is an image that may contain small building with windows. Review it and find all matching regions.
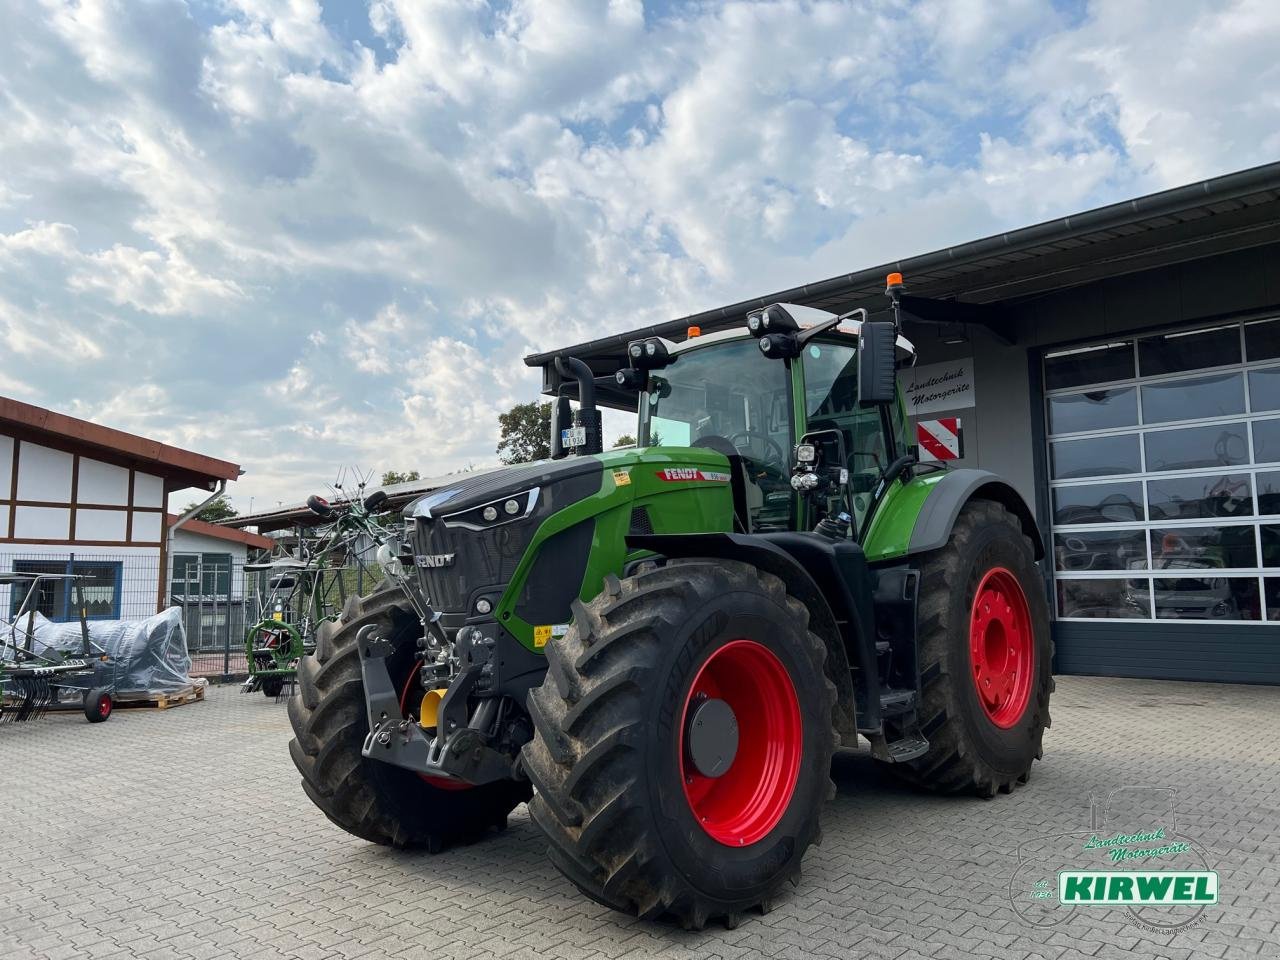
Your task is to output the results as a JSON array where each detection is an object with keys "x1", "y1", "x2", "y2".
[
  {"x1": 0, "y1": 396, "x2": 258, "y2": 626},
  {"x1": 529, "y1": 161, "x2": 1280, "y2": 685}
]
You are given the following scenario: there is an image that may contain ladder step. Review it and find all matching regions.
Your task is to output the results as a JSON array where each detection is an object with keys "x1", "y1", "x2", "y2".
[
  {"x1": 879, "y1": 688, "x2": 916, "y2": 716},
  {"x1": 885, "y1": 735, "x2": 929, "y2": 763},
  {"x1": 875, "y1": 641, "x2": 890, "y2": 655}
]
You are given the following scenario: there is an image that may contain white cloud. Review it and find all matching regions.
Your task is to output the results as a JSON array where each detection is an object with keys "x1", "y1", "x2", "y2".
[{"x1": 0, "y1": 0, "x2": 1277, "y2": 509}]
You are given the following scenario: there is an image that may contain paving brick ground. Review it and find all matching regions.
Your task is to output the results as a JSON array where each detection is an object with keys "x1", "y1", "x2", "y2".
[{"x1": 1, "y1": 676, "x2": 1277, "y2": 960}]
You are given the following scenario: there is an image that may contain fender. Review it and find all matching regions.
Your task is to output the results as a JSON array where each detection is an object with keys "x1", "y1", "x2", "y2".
[
  {"x1": 626, "y1": 531, "x2": 872, "y2": 743},
  {"x1": 908, "y1": 469, "x2": 1044, "y2": 560}
]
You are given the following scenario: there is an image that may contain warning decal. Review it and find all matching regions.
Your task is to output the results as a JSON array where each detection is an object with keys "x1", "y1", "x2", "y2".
[
  {"x1": 917, "y1": 417, "x2": 963, "y2": 462},
  {"x1": 656, "y1": 468, "x2": 731, "y2": 483}
]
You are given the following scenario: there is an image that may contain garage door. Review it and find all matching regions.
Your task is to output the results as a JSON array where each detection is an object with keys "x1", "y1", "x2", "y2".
[{"x1": 1044, "y1": 316, "x2": 1280, "y2": 683}]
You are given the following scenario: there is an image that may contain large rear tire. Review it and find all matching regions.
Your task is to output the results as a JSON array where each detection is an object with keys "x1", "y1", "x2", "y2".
[
  {"x1": 887, "y1": 499, "x2": 1053, "y2": 796},
  {"x1": 522, "y1": 560, "x2": 837, "y2": 930},
  {"x1": 287, "y1": 586, "x2": 531, "y2": 850}
]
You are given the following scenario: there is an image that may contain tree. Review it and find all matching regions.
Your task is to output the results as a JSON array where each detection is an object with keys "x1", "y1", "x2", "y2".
[
  {"x1": 497, "y1": 400, "x2": 552, "y2": 464},
  {"x1": 381, "y1": 469, "x2": 421, "y2": 485},
  {"x1": 181, "y1": 494, "x2": 238, "y2": 523},
  {"x1": 613, "y1": 434, "x2": 636, "y2": 448}
]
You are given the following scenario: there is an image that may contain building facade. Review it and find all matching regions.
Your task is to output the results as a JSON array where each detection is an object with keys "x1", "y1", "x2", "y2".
[{"x1": 0, "y1": 397, "x2": 253, "y2": 627}]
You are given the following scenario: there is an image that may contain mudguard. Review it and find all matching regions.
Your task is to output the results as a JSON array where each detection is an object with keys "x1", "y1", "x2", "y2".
[{"x1": 908, "y1": 469, "x2": 1044, "y2": 560}]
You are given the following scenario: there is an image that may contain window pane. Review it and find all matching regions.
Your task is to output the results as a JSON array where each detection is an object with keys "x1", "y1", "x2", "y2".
[
  {"x1": 1143, "y1": 422, "x2": 1248, "y2": 472},
  {"x1": 1052, "y1": 482, "x2": 1144, "y2": 524},
  {"x1": 71, "y1": 562, "x2": 119, "y2": 619},
  {"x1": 1265, "y1": 577, "x2": 1280, "y2": 620},
  {"x1": 1248, "y1": 368, "x2": 1280, "y2": 412},
  {"x1": 1252, "y1": 418, "x2": 1280, "y2": 464},
  {"x1": 1260, "y1": 525, "x2": 1280, "y2": 568},
  {"x1": 1047, "y1": 388, "x2": 1137, "y2": 435},
  {"x1": 1150, "y1": 526, "x2": 1257, "y2": 569},
  {"x1": 1138, "y1": 325, "x2": 1240, "y2": 376},
  {"x1": 11, "y1": 560, "x2": 68, "y2": 620},
  {"x1": 1140, "y1": 372, "x2": 1243, "y2": 424},
  {"x1": 1051, "y1": 434, "x2": 1141, "y2": 479},
  {"x1": 1054, "y1": 530, "x2": 1147, "y2": 572},
  {"x1": 1151, "y1": 576, "x2": 1260, "y2": 620},
  {"x1": 1146, "y1": 473, "x2": 1253, "y2": 521},
  {"x1": 1044, "y1": 342, "x2": 1134, "y2": 391},
  {"x1": 1257, "y1": 471, "x2": 1280, "y2": 515},
  {"x1": 1245, "y1": 318, "x2": 1280, "y2": 362},
  {"x1": 1056, "y1": 578, "x2": 1149, "y2": 619}
]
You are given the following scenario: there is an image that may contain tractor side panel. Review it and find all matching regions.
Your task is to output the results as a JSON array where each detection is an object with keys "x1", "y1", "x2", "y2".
[{"x1": 497, "y1": 448, "x2": 736, "y2": 651}]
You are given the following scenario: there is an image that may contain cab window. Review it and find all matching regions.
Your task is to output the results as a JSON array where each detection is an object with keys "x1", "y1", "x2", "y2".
[
  {"x1": 803, "y1": 339, "x2": 891, "y2": 528},
  {"x1": 641, "y1": 338, "x2": 794, "y2": 531}
]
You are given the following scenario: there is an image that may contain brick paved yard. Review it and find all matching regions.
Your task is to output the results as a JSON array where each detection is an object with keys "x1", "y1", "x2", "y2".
[{"x1": 2, "y1": 676, "x2": 1277, "y2": 960}]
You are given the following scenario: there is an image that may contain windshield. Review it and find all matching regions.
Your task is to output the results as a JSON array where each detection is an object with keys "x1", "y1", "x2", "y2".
[{"x1": 640, "y1": 337, "x2": 794, "y2": 530}]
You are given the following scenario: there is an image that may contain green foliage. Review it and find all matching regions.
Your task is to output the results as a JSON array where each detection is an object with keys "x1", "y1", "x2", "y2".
[
  {"x1": 497, "y1": 400, "x2": 552, "y2": 464},
  {"x1": 613, "y1": 434, "x2": 636, "y2": 448},
  {"x1": 182, "y1": 494, "x2": 238, "y2": 522},
  {"x1": 381, "y1": 469, "x2": 421, "y2": 485}
]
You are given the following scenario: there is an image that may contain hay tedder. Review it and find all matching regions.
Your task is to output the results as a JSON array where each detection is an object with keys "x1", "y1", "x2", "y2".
[
  {"x1": 243, "y1": 486, "x2": 404, "y2": 698},
  {"x1": 287, "y1": 276, "x2": 1052, "y2": 928},
  {"x1": 0, "y1": 572, "x2": 115, "y2": 724}
]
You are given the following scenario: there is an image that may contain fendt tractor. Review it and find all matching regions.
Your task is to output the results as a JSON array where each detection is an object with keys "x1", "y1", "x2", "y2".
[{"x1": 288, "y1": 275, "x2": 1052, "y2": 929}]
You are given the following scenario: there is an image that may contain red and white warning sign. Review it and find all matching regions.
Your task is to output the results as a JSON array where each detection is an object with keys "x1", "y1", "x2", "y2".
[{"x1": 916, "y1": 417, "x2": 963, "y2": 462}]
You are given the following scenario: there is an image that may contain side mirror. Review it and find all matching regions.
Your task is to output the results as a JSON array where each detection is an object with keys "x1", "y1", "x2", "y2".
[{"x1": 857, "y1": 321, "x2": 897, "y2": 406}]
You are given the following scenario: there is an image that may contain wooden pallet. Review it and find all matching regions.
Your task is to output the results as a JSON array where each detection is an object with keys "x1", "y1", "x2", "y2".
[{"x1": 113, "y1": 684, "x2": 206, "y2": 711}]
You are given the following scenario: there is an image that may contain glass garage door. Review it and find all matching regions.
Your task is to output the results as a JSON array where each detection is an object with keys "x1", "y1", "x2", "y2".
[{"x1": 1045, "y1": 317, "x2": 1280, "y2": 623}]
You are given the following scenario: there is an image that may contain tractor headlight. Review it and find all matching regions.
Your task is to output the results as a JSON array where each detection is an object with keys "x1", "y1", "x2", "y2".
[
  {"x1": 747, "y1": 312, "x2": 762, "y2": 334},
  {"x1": 796, "y1": 443, "x2": 817, "y2": 464}
]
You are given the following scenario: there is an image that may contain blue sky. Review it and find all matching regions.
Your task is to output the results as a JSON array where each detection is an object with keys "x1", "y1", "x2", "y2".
[{"x1": 1, "y1": 0, "x2": 1278, "y2": 508}]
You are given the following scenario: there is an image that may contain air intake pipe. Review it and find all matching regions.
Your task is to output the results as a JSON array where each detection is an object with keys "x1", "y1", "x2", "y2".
[{"x1": 551, "y1": 356, "x2": 603, "y2": 457}]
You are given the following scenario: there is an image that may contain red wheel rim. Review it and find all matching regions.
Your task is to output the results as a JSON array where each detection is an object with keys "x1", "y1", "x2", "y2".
[
  {"x1": 679, "y1": 639, "x2": 802, "y2": 846},
  {"x1": 969, "y1": 567, "x2": 1033, "y2": 728},
  {"x1": 100, "y1": 695, "x2": 111, "y2": 718}
]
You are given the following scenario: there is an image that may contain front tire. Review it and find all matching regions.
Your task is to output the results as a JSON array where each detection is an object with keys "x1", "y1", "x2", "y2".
[
  {"x1": 287, "y1": 586, "x2": 531, "y2": 850},
  {"x1": 522, "y1": 560, "x2": 837, "y2": 930},
  {"x1": 888, "y1": 499, "x2": 1053, "y2": 796}
]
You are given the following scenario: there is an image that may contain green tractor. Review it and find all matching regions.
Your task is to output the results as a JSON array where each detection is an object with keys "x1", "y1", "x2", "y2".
[{"x1": 288, "y1": 276, "x2": 1052, "y2": 929}]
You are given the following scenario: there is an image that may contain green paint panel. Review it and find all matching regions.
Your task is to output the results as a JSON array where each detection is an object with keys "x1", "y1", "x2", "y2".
[
  {"x1": 496, "y1": 447, "x2": 735, "y2": 650},
  {"x1": 861, "y1": 471, "x2": 949, "y2": 562}
]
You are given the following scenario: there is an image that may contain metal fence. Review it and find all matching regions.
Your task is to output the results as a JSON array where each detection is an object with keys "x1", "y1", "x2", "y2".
[{"x1": 0, "y1": 551, "x2": 382, "y2": 681}]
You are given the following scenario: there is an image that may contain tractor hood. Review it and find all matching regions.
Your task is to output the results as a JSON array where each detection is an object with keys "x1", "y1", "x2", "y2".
[{"x1": 403, "y1": 456, "x2": 605, "y2": 521}]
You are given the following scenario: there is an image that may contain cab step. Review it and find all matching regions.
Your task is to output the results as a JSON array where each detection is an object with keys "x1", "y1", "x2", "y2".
[
  {"x1": 884, "y1": 734, "x2": 929, "y2": 763},
  {"x1": 879, "y1": 688, "x2": 916, "y2": 717}
]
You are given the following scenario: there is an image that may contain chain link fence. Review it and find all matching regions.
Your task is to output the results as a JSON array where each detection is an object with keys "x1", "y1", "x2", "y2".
[{"x1": 0, "y1": 551, "x2": 382, "y2": 681}]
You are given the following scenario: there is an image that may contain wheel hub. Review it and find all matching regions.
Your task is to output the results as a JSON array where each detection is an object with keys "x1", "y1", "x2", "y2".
[
  {"x1": 685, "y1": 697, "x2": 739, "y2": 777},
  {"x1": 679, "y1": 639, "x2": 802, "y2": 847},
  {"x1": 969, "y1": 567, "x2": 1034, "y2": 729}
]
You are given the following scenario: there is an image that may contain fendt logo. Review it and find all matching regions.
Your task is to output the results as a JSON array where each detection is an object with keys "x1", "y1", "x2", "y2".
[
  {"x1": 1059, "y1": 871, "x2": 1218, "y2": 905},
  {"x1": 416, "y1": 553, "x2": 456, "y2": 568},
  {"x1": 656, "y1": 468, "x2": 731, "y2": 482}
]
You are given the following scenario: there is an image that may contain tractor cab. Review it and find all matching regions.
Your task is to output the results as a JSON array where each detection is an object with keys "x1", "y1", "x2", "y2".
[{"x1": 628, "y1": 310, "x2": 917, "y2": 537}]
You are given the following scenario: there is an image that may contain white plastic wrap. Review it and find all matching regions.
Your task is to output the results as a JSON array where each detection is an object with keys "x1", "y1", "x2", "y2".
[{"x1": 2, "y1": 607, "x2": 191, "y2": 694}]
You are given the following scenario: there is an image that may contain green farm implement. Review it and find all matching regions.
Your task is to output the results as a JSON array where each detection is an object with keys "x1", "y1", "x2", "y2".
[
  {"x1": 243, "y1": 487, "x2": 404, "y2": 698},
  {"x1": 288, "y1": 275, "x2": 1052, "y2": 928}
]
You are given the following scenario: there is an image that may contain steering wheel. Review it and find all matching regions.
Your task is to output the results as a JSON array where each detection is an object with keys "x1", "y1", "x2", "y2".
[{"x1": 727, "y1": 430, "x2": 787, "y2": 470}]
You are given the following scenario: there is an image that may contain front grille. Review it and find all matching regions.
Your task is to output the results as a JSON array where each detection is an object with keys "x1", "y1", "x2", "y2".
[
  {"x1": 411, "y1": 516, "x2": 537, "y2": 616},
  {"x1": 413, "y1": 519, "x2": 466, "y2": 612}
]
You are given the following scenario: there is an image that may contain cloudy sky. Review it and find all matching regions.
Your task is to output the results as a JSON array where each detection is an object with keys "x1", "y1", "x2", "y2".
[{"x1": 2, "y1": 0, "x2": 1278, "y2": 510}]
